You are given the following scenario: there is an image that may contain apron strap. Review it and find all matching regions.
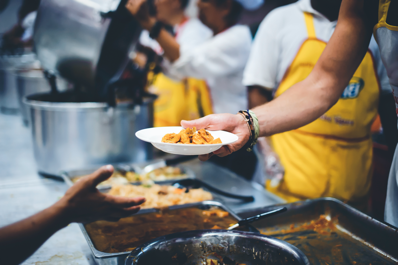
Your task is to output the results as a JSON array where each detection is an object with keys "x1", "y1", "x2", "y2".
[{"x1": 303, "y1": 12, "x2": 316, "y2": 38}]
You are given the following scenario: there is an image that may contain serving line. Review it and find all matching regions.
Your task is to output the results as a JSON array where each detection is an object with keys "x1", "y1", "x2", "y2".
[{"x1": 0, "y1": 113, "x2": 283, "y2": 264}]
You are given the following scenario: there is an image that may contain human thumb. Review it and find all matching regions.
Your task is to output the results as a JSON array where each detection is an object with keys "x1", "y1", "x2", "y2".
[
  {"x1": 181, "y1": 116, "x2": 211, "y2": 130},
  {"x1": 88, "y1": 165, "x2": 114, "y2": 188}
]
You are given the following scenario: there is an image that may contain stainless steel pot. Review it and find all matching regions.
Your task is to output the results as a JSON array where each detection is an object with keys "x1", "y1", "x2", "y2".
[
  {"x1": 125, "y1": 230, "x2": 310, "y2": 265},
  {"x1": 0, "y1": 53, "x2": 36, "y2": 113},
  {"x1": 33, "y1": 0, "x2": 142, "y2": 99},
  {"x1": 24, "y1": 92, "x2": 156, "y2": 176},
  {"x1": 16, "y1": 66, "x2": 70, "y2": 126}
]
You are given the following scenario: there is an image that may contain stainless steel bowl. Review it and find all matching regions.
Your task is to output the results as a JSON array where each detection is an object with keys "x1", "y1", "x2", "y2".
[
  {"x1": 125, "y1": 230, "x2": 310, "y2": 265},
  {"x1": 16, "y1": 67, "x2": 70, "y2": 126},
  {"x1": 0, "y1": 53, "x2": 36, "y2": 113},
  {"x1": 24, "y1": 92, "x2": 156, "y2": 176}
]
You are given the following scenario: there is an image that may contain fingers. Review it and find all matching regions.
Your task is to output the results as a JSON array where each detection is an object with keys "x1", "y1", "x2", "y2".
[
  {"x1": 213, "y1": 146, "x2": 233, "y2": 157},
  {"x1": 198, "y1": 153, "x2": 214, "y2": 161},
  {"x1": 87, "y1": 165, "x2": 114, "y2": 188},
  {"x1": 106, "y1": 195, "x2": 146, "y2": 208}
]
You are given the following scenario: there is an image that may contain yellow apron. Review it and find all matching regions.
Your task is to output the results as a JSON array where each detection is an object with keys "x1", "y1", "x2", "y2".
[
  {"x1": 151, "y1": 74, "x2": 213, "y2": 127},
  {"x1": 267, "y1": 13, "x2": 380, "y2": 205}
]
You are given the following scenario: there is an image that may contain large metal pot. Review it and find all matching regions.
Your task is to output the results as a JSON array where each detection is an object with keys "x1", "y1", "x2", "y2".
[
  {"x1": 125, "y1": 230, "x2": 310, "y2": 265},
  {"x1": 33, "y1": 0, "x2": 142, "y2": 99},
  {"x1": 0, "y1": 53, "x2": 35, "y2": 113},
  {"x1": 24, "y1": 92, "x2": 156, "y2": 176},
  {"x1": 16, "y1": 66, "x2": 70, "y2": 126}
]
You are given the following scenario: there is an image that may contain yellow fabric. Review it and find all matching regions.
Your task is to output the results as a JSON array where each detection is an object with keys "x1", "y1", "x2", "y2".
[
  {"x1": 303, "y1": 12, "x2": 316, "y2": 38},
  {"x1": 150, "y1": 73, "x2": 213, "y2": 127},
  {"x1": 268, "y1": 13, "x2": 380, "y2": 204},
  {"x1": 374, "y1": 0, "x2": 398, "y2": 35}
]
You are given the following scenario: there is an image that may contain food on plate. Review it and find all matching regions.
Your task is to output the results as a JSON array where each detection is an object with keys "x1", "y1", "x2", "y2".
[
  {"x1": 71, "y1": 166, "x2": 187, "y2": 186},
  {"x1": 84, "y1": 207, "x2": 237, "y2": 253},
  {"x1": 206, "y1": 257, "x2": 247, "y2": 265},
  {"x1": 162, "y1": 127, "x2": 222, "y2": 144},
  {"x1": 108, "y1": 183, "x2": 213, "y2": 209}
]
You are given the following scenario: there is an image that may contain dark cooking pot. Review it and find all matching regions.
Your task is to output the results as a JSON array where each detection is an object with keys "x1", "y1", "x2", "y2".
[
  {"x1": 33, "y1": 0, "x2": 142, "y2": 99},
  {"x1": 125, "y1": 230, "x2": 310, "y2": 265}
]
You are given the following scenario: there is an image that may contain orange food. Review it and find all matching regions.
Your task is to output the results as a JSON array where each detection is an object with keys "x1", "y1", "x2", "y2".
[{"x1": 162, "y1": 127, "x2": 222, "y2": 145}]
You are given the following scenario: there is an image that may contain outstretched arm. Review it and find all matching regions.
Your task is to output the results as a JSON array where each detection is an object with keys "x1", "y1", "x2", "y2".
[
  {"x1": 126, "y1": 0, "x2": 181, "y2": 62},
  {"x1": 0, "y1": 166, "x2": 145, "y2": 265},
  {"x1": 183, "y1": 0, "x2": 375, "y2": 159}
]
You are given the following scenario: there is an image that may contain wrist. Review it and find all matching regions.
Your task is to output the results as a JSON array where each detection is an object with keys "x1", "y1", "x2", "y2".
[
  {"x1": 142, "y1": 17, "x2": 156, "y2": 31},
  {"x1": 51, "y1": 199, "x2": 73, "y2": 227}
]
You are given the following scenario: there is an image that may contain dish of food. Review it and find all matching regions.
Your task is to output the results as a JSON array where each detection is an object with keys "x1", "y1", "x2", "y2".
[
  {"x1": 71, "y1": 166, "x2": 187, "y2": 187},
  {"x1": 162, "y1": 127, "x2": 222, "y2": 145},
  {"x1": 135, "y1": 126, "x2": 238, "y2": 155},
  {"x1": 108, "y1": 183, "x2": 213, "y2": 209},
  {"x1": 84, "y1": 207, "x2": 237, "y2": 253}
]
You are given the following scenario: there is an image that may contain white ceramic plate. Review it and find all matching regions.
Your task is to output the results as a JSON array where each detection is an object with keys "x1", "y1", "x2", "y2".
[{"x1": 135, "y1": 127, "x2": 239, "y2": 155}]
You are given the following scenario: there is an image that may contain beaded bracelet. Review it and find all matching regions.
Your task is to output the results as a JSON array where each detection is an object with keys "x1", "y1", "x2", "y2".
[{"x1": 238, "y1": 110, "x2": 259, "y2": 152}]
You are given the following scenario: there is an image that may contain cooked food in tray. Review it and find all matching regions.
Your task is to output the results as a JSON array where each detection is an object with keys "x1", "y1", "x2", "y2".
[
  {"x1": 84, "y1": 207, "x2": 237, "y2": 253},
  {"x1": 108, "y1": 183, "x2": 212, "y2": 209},
  {"x1": 71, "y1": 166, "x2": 187, "y2": 187},
  {"x1": 162, "y1": 127, "x2": 222, "y2": 144}
]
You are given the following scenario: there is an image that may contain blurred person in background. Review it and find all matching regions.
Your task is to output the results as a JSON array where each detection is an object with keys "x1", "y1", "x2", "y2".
[
  {"x1": 127, "y1": 0, "x2": 263, "y2": 180},
  {"x1": 243, "y1": 0, "x2": 397, "y2": 211},
  {"x1": 1, "y1": 0, "x2": 40, "y2": 49},
  {"x1": 0, "y1": 166, "x2": 145, "y2": 265},
  {"x1": 137, "y1": 0, "x2": 213, "y2": 127}
]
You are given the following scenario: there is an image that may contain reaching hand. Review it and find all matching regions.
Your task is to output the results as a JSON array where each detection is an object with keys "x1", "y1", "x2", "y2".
[
  {"x1": 126, "y1": 0, "x2": 155, "y2": 31},
  {"x1": 181, "y1": 114, "x2": 251, "y2": 161},
  {"x1": 56, "y1": 165, "x2": 145, "y2": 223}
]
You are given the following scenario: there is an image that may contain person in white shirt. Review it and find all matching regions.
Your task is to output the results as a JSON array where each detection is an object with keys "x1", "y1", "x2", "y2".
[
  {"x1": 127, "y1": 0, "x2": 262, "y2": 115},
  {"x1": 127, "y1": 0, "x2": 263, "y2": 180}
]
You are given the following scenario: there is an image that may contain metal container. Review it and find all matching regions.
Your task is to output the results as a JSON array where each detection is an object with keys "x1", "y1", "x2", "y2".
[
  {"x1": 237, "y1": 198, "x2": 398, "y2": 264},
  {"x1": 0, "y1": 53, "x2": 35, "y2": 113},
  {"x1": 126, "y1": 230, "x2": 309, "y2": 265},
  {"x1": 79, "y1": 201, "x2": 254, "y2": 265},
  {"x1": 61, "y1": 163, "x2": 196, "y2": 188},
  {"x1": 16, "y1": 67, "x2": 70, "y2": 126},
  {"x1": 33, "y1": 0, "x2": 142, "y2": 99},
  {"x1": 24, "y1": 92, "x2": 156, "y2": 176}
]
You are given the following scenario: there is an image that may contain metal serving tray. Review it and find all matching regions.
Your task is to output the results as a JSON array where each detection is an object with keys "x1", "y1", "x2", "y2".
[
  {"x1": 79, "y1": 201, "x2": 252, "y2": 265},
  {"x1": 61, "y1": 163, "x2": 195, "y2": 188},
  {"x1": 237, "y1": 197, "x2": 398, "y2": 265}
]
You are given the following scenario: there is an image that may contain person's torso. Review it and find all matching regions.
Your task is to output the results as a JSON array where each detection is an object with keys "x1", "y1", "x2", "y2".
[
  {"x1": 269, "y1": 11, "x2": 380, "y2": 203},
  {"x1": 203, "y1": 25, "x2": 251, "y2": 113}
]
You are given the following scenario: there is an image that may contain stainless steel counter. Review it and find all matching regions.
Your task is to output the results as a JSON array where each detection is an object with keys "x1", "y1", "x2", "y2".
[{"x1": 0, "y1": 113, "x2": 283, "y2": 264}]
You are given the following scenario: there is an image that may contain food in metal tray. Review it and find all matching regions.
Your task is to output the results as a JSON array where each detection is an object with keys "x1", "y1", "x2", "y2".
[
  {"x1": 84, "y1": 207, "x2": 236, "y2": 253},
  {"x1": 108, "y1": 183, "x2": 213, "y2": 209},
  {"x1": 162, "y1": 127, "x2": 222, "y2": 144},
  {"x1": 71, "y1": 166, "x2": 187, "y2": 186}
]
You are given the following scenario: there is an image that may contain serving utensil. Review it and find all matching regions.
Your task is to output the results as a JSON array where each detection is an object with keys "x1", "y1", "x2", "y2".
[
  {"x1": 228, "y1": 207, "x2": 287, "y2": 230},
  {"x1": 172, "y1": 178, "x2": 255, "y2": 202}
]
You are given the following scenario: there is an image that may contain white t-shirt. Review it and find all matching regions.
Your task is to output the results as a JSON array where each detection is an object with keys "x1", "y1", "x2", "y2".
[
  {"x1": 243, "y1": 0, "x2": 390, "y2": 93},
  {"x1": 139, "y1": 18, "x2": 212, "y2": 55},
  {"x1": 165, "y1": 24, "x2": 252, "y2": 114}
]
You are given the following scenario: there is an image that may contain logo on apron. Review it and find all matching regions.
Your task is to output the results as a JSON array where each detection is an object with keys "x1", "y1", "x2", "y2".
[{"x1": 341, "y1": 77, "x2": 365, "y2": 99}]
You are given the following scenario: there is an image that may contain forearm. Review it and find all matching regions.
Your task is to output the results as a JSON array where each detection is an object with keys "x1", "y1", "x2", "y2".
[
  {"x1": 252, "y1": 75, "x2": 340, "y2": 136},
  {"x1": 156, "y1": 29, "x2": 180, "y2": 62},
  {"x1": 0, "y1": 202, "x2": 68, "y2": 265}
]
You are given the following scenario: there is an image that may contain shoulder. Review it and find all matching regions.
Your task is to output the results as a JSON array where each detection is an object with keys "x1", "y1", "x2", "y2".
[
  {"x1": 263, "y1": 2, "x2": 301, "y2": 25},
  {"x1": 222, "y1": 25, "x2": 252, "y2": 41}
]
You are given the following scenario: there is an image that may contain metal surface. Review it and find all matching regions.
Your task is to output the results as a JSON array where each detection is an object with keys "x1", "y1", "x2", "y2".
[
  {"x1": 228, "y1": 207, "x2": 287, "y2": 230},
  {"x1": 16, "y1": 67, "x2": 70, "y2": 126},
  {"x1": 24, "y1": 92, "x2": 156, "y2": 176},
  {"x1": 238, "y1": 198, "x2": 398, "y2": 265},
  {"x1": 33, "y1": 0, "x2": 142, "y2": 98},
  {"x1": 126, "y1": 229, "x2": 310, "y2": 265},
  {"x1": 0, "y1": 53, "x2": 36, "y2": 113},
  {"x1": 79, "y1": 201, "x2": 247, "y2": 265},
  {"x1": 61, "y1": 164, "x2": 196, "y2": 188},
  {"x1": 0, "y1": 113, "x2": 283, "y2": 264}
]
